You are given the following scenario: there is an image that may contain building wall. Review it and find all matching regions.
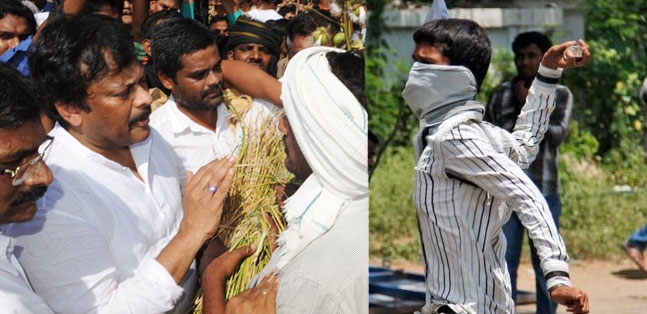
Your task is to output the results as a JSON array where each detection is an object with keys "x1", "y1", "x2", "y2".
[{"x1": 378, "y1": 3, "x2": 585, "y2": 80}]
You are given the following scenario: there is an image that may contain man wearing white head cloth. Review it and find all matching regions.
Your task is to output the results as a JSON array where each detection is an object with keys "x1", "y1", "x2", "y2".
[{"x1": 202, "y1": 46, "x2": 368, "y2": 314}]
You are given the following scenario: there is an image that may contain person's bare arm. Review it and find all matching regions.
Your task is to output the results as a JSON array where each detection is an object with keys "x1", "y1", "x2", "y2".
[
  {"x1": 222, "y1": 60, "x2": 283, "y2": 107},
  {"x1": 201, "y1": 245, "x2": 256, "y2": 314},
  {"x1": 63, "y1": 0, "x2": 87, "y2": 16},
  {"x1": 157, "y1": 156, "x2": 235, "y2": 283},
  {"x1": 131, "y1": 0, "x2": 149, "y2": 43},
  {"x1": 221, "y1": 0, "x2": 239, "y2": 15}
]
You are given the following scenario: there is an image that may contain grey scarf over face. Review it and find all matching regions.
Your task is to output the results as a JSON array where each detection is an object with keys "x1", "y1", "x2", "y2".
[{"x1": 402, "y1": 62, "x2": 478, "y2": 128}]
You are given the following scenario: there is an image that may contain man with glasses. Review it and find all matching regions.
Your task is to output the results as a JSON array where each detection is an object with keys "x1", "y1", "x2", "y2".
[
  {"x1": 3, "y1": 15, "x2": 234, "y2": 314},
  {"x1": 0, "y1": 63, "x2": 54, "y2": 313}
]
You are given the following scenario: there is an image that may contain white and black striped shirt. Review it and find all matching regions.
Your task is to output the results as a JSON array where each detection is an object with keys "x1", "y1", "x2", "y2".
[{"x1": 413, "y1": 65, "x2": 571, "y2": 314}]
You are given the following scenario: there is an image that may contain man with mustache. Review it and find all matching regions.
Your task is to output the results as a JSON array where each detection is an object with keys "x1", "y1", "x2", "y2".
[
  {"x1": 0, "y1": 63, "x2": 54, "y2": 313},
  {"x1": 3, "y1": 14, "x2": 235, "y2": 314},
  {"x1": 150, "y1": 17, "x2": 276, "y2": 185},
  {"x1": 227, "y1": 17, "x2": 282, "y2": 77}
]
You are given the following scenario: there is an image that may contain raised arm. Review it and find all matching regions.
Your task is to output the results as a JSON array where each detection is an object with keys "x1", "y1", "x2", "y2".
[
  {"x1": 222, "y1": 60, "x2": 283, "y2": 107},
  {"x1": 509, "y1": 40, "x2": 589, "y2": 168}
]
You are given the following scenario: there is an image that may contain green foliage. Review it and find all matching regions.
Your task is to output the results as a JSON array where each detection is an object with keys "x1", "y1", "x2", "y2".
[
  {"x1": 366, "y1": 49, "x2": 416, "y2": 148},
  {"x1": 561, "y1": 0, "x2": 647, "y2": 155},
  {"x1": 369, "y1": 146, "x2": 421, "y2": 261},
  {"x1": 477, "y1": 49, "x2": 515, "y2": 104},
  {"x1": 561, "y1": 120, "x2": 600, "y2": 160},
  {"x1": 559, "y1": 153, "x2": 647, "y2": 259}
]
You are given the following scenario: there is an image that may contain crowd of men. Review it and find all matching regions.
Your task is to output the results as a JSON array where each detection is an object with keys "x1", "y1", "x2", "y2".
[
  {"x1": 1, "y1": 0, "x2": 367, "y2": 313},
  {"x1": 0, "y1": 0, "x2": 600, "y2": 313}
]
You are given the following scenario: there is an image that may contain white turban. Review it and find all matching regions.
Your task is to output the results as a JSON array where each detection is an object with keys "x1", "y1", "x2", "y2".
[{"x1": 274, "y1": 46, "x2": 368, "y2": 270}]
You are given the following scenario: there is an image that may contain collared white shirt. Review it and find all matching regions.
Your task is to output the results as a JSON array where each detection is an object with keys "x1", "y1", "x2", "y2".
[
  {"x1": 3, "y1": 124, "x2": 195, "y2": 314},
  {"x1": 150, "y1": 95, "x2": 277, "y2": 183},
  {"x1": 413, "y1": 66, "x2": 571, "y2": 314},
  {"x1": 0, "y1": 234, "x2": 53, "y2": 314}
]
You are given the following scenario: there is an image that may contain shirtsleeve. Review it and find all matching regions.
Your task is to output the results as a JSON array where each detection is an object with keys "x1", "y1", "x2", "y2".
[
  {"x1": 9, "y1": 211, "x2": 185, "y2": 314},
  {"x1": 439, "y1": 132, "x2": 572, "y2": 290},
  {"x1": 508, "y1": 64, "x2": 562, "y2": 169}
]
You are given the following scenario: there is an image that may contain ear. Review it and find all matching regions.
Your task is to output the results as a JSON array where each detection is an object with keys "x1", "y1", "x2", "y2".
[
  {"x1": 54, "y1": 102, "x2": 83, "y2": 128},
  {"x1": 227, "y1": 50, "x2": 234, "y2": 60},
  {"x1": 158, "y1": 70, "x2": 175, "y2": 91},
  {"x1": 142, "y1": 39, "x2": 152, "y2": 57}
]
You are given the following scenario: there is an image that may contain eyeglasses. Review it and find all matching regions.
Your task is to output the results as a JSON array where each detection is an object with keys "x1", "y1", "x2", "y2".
[{"x1": 1, "y1": 136, "x2": 54, "y2": 186}]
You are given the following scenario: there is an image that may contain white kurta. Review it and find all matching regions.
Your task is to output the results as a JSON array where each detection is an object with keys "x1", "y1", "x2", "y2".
[
  {"x1": 4, "y1": 124, "x2": 195, "y2": 314},
  {"x1": 0, "y1": 234, "x2": 53, "y2": 314},
  {"x1": 149, "y1": 96, "x2": 276, "y2": 183}
]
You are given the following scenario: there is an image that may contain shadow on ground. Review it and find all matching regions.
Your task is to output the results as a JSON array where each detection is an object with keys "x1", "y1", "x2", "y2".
[{"x1": 612, "y1": 268, "x2": 647, "y2": 280}]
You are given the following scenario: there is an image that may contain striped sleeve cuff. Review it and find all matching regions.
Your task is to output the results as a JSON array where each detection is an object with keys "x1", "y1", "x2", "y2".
[
  {"x1": 543, "y1": 260, "x2": 572, "y2": 290},
  {"x1": 536, "y1": 64, "x2": 563, "y2": 83}
]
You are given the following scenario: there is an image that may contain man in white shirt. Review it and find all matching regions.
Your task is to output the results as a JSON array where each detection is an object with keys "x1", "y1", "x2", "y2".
[
  {"x1": 150, "y1": 17, "x2": 276, "y2": 183},
  {"x1": 402, "y1": 19, "x2": 590, "y2": 314},
  {"x1": 4, "y1": 14, "x2": 235, "y2": 314},
  {"x1": 0, "y1": 63, "x2": 54, "y2": 314}
]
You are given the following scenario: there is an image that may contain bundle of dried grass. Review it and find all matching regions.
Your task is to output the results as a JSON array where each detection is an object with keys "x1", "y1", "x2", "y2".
[{"x1": 192, "y1": 107, "x2": 290, "y2": 313}]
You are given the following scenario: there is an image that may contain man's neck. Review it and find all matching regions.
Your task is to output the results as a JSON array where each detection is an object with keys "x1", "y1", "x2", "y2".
[
  {"x1": 176, "y1": 103, "x2": 219, "y2": 132},
  {"x1": 65, "y1": 126, "x2": 143, "y2": 181}
]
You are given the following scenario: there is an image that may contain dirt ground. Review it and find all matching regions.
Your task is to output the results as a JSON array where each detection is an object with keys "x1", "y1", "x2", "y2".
[{"x1": 380, "y1": 256, "x2": 647, "y2": 314}]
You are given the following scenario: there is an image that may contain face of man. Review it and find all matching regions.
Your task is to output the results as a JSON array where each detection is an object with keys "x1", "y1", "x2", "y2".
[
  {"x1": 149, "y1": 0, "x2": 179, "y2": 14},
  {"x1": 163, "y1": 45, "x2": 224, "y2": 111},
  {"x1": 514, "y1": 43, "x2": 543, "y2": 79},
  {"x1": 122, "y1": 0, "x2": 133, "y2": 25},
  {"x1": 73, "y1": 60, "x2": 152, "y2": 153},
  {"x1": 0, "y1": 120, "x2": 53, "y2": 224},
  {"x1": 0, "y1": 13, "x2": 33, "y2": 56},
  {"x1": 210, "y1": 20, "x2": 229, "y2": 38},
  {"x1": 228, "y1": 43, "x2": 272, "y2": 73},
  {"x1": 288, "y1": 34, "x2": 314, "y2": 59},
  {"x1": 412, "y1": 43, "x2": 450, "y2": 65},
  {"x1": 277, "y1": 116, "x2": 312, "y2": 180}
]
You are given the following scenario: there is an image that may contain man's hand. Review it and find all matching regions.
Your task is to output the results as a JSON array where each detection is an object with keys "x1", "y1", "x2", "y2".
[
  {"x1": 225, "y1": 273, "x2": 278, "y2": 314},
  {"x1": 542, "y1": 39, "x2": 590, "y2": 70},
  {"x1": 181, "y1": 156, "x2": 235, "y2": 244},
  {"x1": 550, "y1": 285, "x2": 590, "y2": 314},
  {"x1": 201, "y1": 245, "x2": 256, "y2": 314}
]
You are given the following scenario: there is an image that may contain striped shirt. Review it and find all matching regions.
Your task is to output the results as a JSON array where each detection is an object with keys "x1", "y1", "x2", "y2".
[
  {"x1": 413, "y1": 65, "x2": 571, "y2": 314},
  {"x1": 484, "y1": 81, "x2": 573, "y2": 196}
]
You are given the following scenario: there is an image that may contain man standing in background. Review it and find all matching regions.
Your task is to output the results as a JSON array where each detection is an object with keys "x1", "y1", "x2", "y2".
[{"x1": 485, "y1": 31, "x2": 573, "y2": 314}]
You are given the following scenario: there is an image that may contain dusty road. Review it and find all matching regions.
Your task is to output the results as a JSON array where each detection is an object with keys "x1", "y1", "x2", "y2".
[
  {"x1": 381, "y1": 256, "x2": 647, "y2": 314},
  {"x1": 516, "y1": 258, "x2": 646, "y2": 314}
]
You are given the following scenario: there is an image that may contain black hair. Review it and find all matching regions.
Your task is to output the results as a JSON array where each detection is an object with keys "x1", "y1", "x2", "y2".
[
  {"x1": 0, "y1": 63, "x2": 41, "y2": 129},
  {"x1": 141, "y1": 10, "x2": 183, "y2": 40},
  {"x1": 512, "y1": 31, "x2": 552, "y2": 55},
  {"x1": 85, "y1": 0, "x2": 124, "y2": 17},
  {"x1": 0, "y1": 0, "x2": 37, "y2": 35},
  {"x1": 151, "y1": 17, "x2": 215, "y2": 80},
  {"x1": 29, "y1": 14, "x2": 138, "y2": 123},
  {"x1": 277, "y1": 4, "x2": 296, "y2": 17},
  {"x1": 413, "y1": 19, "x2": 491, "y2": 90},
  {"x1": 326, "y1": 51, "x2": 366, "y2": 108},
  {"x1": 287, "y1": 11, "x2": 337, "y2": 43},
  {"x1": 208, "y1": 13, "x2": 228, "y2": 27}
]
